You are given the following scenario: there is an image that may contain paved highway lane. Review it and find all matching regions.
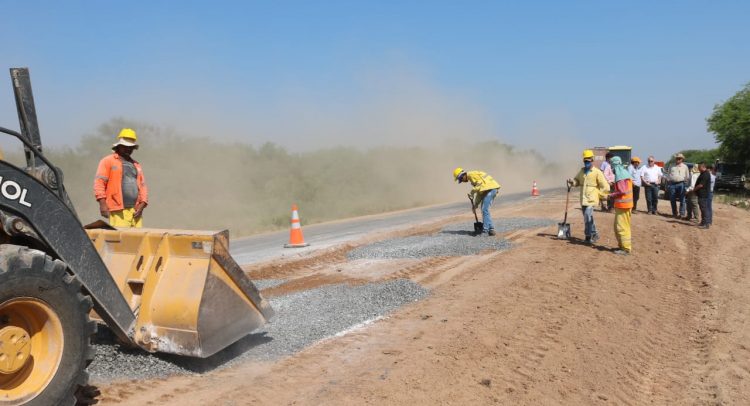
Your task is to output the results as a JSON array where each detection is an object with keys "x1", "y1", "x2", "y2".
[{"x1": 230, "y1": 190, "x2": 556, "y2": 265}]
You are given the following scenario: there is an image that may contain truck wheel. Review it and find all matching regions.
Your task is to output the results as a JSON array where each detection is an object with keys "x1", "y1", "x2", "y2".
[{"x1": 0, "y1": 245, "x2": 96, "y2": 406}]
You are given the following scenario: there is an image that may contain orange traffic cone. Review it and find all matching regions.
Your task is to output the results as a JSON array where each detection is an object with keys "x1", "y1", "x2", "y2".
[
  {"x1": 531, "y1": 181, "x2": 540, "y2": 197},
  {"x1": 284, "y1": 204, "x2": 310, "y2": 248}
]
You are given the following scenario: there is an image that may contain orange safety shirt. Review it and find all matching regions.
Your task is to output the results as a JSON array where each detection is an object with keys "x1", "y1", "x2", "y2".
[
  {"x1": 612, "y1": 178, "x2": 633, "y2": 209},
  {"x1": 93, "y1": 153, "x2": 148, "y2": 212}
]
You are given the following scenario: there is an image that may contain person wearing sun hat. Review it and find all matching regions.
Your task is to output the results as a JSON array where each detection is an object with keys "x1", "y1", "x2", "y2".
[
  {"x1": 668, "y1": 153, "x2": 690, "y2": 218},
  {"x1": 93, "y1": 128, "x2": 148, "y2": 227}
]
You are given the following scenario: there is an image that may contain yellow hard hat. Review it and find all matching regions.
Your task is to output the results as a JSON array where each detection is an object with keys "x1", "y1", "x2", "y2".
[
  {"x1": 118, "y1": 128, "x2": 137, "y2": 141},
  {"x1": 453, "y1": 167, "x2": 464, "y2": 181},
  {"x1": 632, "y1": 156, "x2": 641, "y2": 163},
  {"x1": 582, "y1": 149, "x2": 594, "y2": 159},
  {"x1": 112, "y1": 128, "x2": 139, "y2": 149}
]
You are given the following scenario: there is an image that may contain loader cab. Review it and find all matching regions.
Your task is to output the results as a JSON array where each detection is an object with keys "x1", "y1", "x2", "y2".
[
  {"x1": 608, "y1": 146, "x2": 632, "y2": 166},
  {"x1": 589, "y1": 146, "x2": 633, "y2": 170}
]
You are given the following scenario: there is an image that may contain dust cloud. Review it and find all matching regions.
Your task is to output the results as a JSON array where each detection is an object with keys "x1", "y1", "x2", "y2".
[{"x1": 5, "y1": 72, "x2": 580, "y2": 236}]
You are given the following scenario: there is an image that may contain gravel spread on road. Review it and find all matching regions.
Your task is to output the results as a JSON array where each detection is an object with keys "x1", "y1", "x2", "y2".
[
  {"x1": 89, "y1": 279, "x2": 428, "y2": 382},
  {"x1": 347, "y1": 217, "x2": 554, "y2": 260},
  {"x1": 252, "y1": 278, "x2": 288, "y2": 290},
  {"x1": 440, "y1": 217, "x2": 555, "y2": 234}
]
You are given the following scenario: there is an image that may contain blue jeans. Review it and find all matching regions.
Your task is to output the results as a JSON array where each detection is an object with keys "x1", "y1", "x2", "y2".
[
  {"x1": 581, "y1": 205, "x2": 597, "y2": 239},
  {"x1": 644, "y1": 184, "x2": 659, "y2": 213},
  {"x1": 481, "y1": 188, "x2": 498, "y2": 232},
  {"x1": 668, "y1": 182, "x2": 686, "y2": 216},
  {"x1": 698, "y1": 197, "x2": 709, "y2": 225}
]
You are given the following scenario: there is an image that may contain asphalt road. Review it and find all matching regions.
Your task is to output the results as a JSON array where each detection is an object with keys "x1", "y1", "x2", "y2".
[{"x1": 230, "y1": 189, "x2": 556, "y2": 265}]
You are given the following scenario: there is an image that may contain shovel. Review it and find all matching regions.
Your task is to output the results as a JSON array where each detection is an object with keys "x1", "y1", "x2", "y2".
[
  {"x1": 468, "y1": 194, "x2": 483, "y2": 234},
  {"x1": 557, "y1": 185, "x2": 572, "y2": 239}
]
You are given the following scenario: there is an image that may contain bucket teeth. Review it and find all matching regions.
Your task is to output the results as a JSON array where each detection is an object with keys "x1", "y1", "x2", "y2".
[{"x1": 86, "y1": 227, "x2": 273, "y2": 357}]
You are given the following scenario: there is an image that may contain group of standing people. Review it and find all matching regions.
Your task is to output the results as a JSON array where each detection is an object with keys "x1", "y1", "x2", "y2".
[
  {"x1": 566, "y1": 149, "x2": 716, "y2": 256},
  {"x1": 628, "y1": 153, "x2": 715, "y2": 228}
]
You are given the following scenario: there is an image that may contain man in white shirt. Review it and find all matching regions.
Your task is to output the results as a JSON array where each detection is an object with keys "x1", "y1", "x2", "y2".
[
  {"x1": 685, "y1": 165, "x2": 701, "y2": 221},
  {"x1": 640, "y1": 156, "x2": 662, "y2": 215},
  {"x1": 628, "y1": 157, "x2": 643, "y2": 212}
]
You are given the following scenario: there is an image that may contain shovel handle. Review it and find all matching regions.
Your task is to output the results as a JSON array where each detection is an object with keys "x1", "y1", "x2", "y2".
[
  {"x1": 468, "y1": 194, "x2": 479, "y2": 222},
  {"x1": 562, "y1": 185, "x2": 571, "y2": 223}
]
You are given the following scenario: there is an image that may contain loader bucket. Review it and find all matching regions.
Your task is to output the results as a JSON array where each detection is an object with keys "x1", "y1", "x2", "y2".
[{"x1": 85, "y1": 227, "x2": 274, "y2": 358}]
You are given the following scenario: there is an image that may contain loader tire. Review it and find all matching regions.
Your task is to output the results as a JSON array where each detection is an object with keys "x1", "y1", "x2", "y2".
[{"x1": 0, "y1": 245, "x2": 97, "y2": 406}]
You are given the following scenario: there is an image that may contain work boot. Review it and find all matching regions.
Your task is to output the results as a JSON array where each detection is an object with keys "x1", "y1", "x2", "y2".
[
  {"x1": 488, "y1": 229, "x2": 496, "y2": 236},
  {"x1": 614, "y1": 249, "x2": 630, "y2": 256}
]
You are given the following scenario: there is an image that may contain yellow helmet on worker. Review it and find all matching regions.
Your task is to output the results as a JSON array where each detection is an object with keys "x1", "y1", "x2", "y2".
[
  {"x1": 582, "y1": 149, "x2": 594, "y2": 159},
  {"x1": 112, "y1": 128, "x2": 139, "y2": 149},
  {"x1": 453, "y1": 167, "x2": 466, "y2": 182}
]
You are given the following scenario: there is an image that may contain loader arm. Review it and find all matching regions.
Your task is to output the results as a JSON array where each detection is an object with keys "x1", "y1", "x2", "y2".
[
  {"x1": 0, "y1": 151, "x2": 135, "y2": 342},
  {"x1": 10, "y1": 67, "x2": 78, "y2": 215}
]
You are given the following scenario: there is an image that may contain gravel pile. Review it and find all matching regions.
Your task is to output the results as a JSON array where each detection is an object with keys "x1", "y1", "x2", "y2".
[
  {"x1": 89, "y1": 279, "x2": 428, "y2": 382},
  {"x1": 347, "y1": 217, "x2": 554, "y2": 260}
]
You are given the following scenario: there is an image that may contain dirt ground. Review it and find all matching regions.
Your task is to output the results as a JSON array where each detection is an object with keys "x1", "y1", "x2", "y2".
[{"x1": 97, "y1": 194, "x2": 750, "y2": 405}]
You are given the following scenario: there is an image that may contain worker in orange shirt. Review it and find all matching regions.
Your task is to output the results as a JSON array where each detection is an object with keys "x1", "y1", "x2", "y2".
[
  {"x1": 608, "y1": 156, "x2": 633, "y2": 255},
  {"x1": 93, "y1": 128, "x2": 148, "y2": 227}
]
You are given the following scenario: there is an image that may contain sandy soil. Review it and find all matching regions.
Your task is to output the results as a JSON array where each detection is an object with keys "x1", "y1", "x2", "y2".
[{"x1": 96, "y1": 195, "x2": 750, "y2": 405}]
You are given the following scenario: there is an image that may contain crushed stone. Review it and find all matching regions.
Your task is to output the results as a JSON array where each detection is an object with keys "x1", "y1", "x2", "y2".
[
  {"x1": 252, "y1": 279, "x2": 288, "y2": 290},
  {"x1": 89, "y1": 279, "x2": 428, "y2": 382},
  {"x1": 347, "y1": 217, "x2": 554, "y2": 260}
]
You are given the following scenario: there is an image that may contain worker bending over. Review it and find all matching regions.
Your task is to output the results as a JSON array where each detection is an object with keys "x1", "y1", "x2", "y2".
[
  {"x1": 567, "y1": 150, "x2": 610, "y2": 244},
  {"x1": 454, "y1": 167, "x2": 501, "y2": 236},
  {"x1": 94, "y1": 128, "x2": 149, "y2": 228}
]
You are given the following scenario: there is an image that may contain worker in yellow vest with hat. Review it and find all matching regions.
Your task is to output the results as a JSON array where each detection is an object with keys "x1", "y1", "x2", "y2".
[
  {"x1": 567, "y1": 149, "x2": 610, "y2": 244},
  {"x1": 453, "y1": 167, "x2": 501, "y2": 236}
]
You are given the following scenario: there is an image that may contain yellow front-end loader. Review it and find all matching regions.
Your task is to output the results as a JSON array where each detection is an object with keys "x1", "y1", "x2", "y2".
[{"x1": 0, "y1": 68, "x2": 274, "y2": 405}]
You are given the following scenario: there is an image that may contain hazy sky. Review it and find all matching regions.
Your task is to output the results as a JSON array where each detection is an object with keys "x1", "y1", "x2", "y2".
[{"x1": 0, "y1": 1, "x2": 748, "y2": 160}]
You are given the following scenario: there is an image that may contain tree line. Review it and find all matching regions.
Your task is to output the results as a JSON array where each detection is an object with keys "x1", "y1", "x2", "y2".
[{"x1": 673, "y1": 82, "x2": 750, "y2": 168}]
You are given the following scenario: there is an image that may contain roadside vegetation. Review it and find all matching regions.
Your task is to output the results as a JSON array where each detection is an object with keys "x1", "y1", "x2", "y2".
[
  {"x1": 669, "y1": 82, "x2": 750, "y2": 176},
  {"x1": 707, "y1": 82, "x2": 750, "y2": 168},
  {"x1": 714, "y1": 189, "x2": 750, "y2": 210}
]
